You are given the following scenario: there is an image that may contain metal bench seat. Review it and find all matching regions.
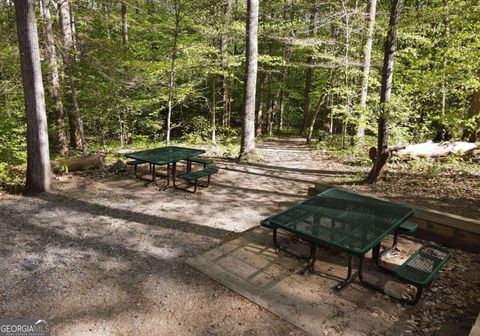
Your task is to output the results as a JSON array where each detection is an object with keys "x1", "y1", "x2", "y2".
[
  {"x1": 178, "y1": 167, "x2": 218, "y2": 193},
  {"x1": 395, "y1": 243, "x2": 451, "y2": 304}
]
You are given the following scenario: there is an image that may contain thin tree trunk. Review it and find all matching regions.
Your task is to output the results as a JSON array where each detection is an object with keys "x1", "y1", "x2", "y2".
[
  {"x1": 166, "y1": 0, "x2": 180, "y2": 146},
  {"x1": 58, "y1": 0, "x2": 86, "y2": 155},
  {"x1": 211, "y1": 76, "x2": 216, "y2": 143},
  {"x1": 240, "y1": 0, "x2": 258, "y2": 158},
  {"x1": 438, "y1": 0, "x2": 449, "y2": 140},
  {"x1": 221, "y1": 0, "x2": 234, "y2": 127},
  {"x1": 277, "y1": 46, "x2": 290, "y2": 132},
  {"x1": 357, "y1": 0, "x2": 377, "y2": 138},
  {"x1": 300, "y1": 6, "x2": 317, "y2": 136},
  {"x1": 14, "y1": 0, "x2": 51, "y2": 195},
  {"x1": 341, "y1": 0, "x2": 352, "y2": 148},
  {"x1": 121, "y1": 1, "x2": 128, "y2": 49},
  {"x1": 301, "y1": 59, "x2": 314, "y2": 136},
  {"x1": 366, "y1": 0, "x2": 404, "y2": 184},
  {"x1": 306, "y1": 70, "x2": 333, "y2": 144},
  {"x1": 40, "y1": 0, "x2": 68, "y2": 155},
  {"x1": 255, "y1": 71, "x2": 265, "y2": 137},
  {"x1": 266, "y1": 87, "x2": 274, "y2": 136}
]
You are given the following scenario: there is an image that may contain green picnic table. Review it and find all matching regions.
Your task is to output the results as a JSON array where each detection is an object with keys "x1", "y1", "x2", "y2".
[
  {"x1": 125, "y1": 146, "x2": 205, "y2": 189},
  {"x1": 261, "y1": 188, "x2": 451, "y2": 304}
]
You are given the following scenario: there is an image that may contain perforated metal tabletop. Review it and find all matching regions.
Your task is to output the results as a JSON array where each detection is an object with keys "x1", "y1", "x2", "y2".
[
  {"x1": 266, "y1": 188, "x2": 414, "y2": 256},
  {"x1": 125, "y1": 146, "x2": 205, "y2": 165}
]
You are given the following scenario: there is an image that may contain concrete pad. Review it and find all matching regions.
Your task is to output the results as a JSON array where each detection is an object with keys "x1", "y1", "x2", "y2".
[
  {"x1": 187, "y1": 227, "x2": 419, "y2": 336},
  {"x1": 470, "y1": 313, "x2": 480, "y2": 336}
]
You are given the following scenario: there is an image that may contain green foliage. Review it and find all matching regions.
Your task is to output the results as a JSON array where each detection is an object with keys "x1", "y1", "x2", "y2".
[{"x1": 1, "y1": 0, "x2": 479, "y2": 190}]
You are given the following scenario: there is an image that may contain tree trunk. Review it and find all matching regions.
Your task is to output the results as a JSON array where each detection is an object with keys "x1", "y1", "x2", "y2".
[
  {"x1": 463, "y1": 85, "x2": 480, "y2": 142},
  {"x1": 301, "y1": 59, "x2": 314, "y2": 136},
  {"x1": 211, "y1": 76, "x2": 216, "y2": 144},
  {"x1": 240, "y1": 0, "x2": 258, "y2": 158},
  {"x1": 306, "y1": 70, "x2": 333, "y2": 144},
  {"x1": 166, "y1": 0, "x2": 180, "y2": 146},
  {"x1": 365, "y1": 0, "x2": 404, "y2": 184},
  {"x1": 357, "y1": 0, "x2": 377, "y2": 138},
  {"x1": 40, "y1": 0, "x2": 68, "y2": 155},
  {"x1": 14, "y1": 0, "x2": 51, "y2": 195},
  {"x1": 255, "y1": 71, "x2": 265, "y2": 137},
  {"x1": 221, "y1": 0, "x2": 234, "y2": 127},
  {"x1": 58, "y1": 0, "x2": 86, "y2": 155},
  {"x1": 277, "y1": 46, "x2": 290, "y2": 132},
  {"x1": 121, "y1": 1, "x2": 128, "y2": 49},
  {"x1": 438, "y1": 0, "x2": 449, "y2": 141},
  {"x1": 300, "y1": 6, "x2": 317, "y2": 136}
]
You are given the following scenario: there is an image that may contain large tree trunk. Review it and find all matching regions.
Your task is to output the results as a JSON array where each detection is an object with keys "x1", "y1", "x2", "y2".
[
  {"x1": 14, "y1": 0, "x2": 51, "y2": 195},
  {"x1": 58, "y1": 0, "x2": 86, "y2": 155},
  {"x1": 366, "y1": 0, "x2": 404, "y2": 184},
  {"x1": 221, "y1": 0, "x2": 234, "y2": 127},
  {"x1": 40, "y1": 0, "x2": 68, "y2": 155},
  {"x1": 240, "y1": 0, "x2": 258, "y2": 158},
  {"x1": 166, "y1": 0, "x2": 180, "y2": 146},
  {"x1": 357, "y1": 0, "x2": 377, "y2": 138}
]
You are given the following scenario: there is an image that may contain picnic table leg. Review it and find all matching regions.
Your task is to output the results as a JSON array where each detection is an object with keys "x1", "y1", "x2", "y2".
[
  {"x1": 335, "y1": 255, "x2": 353, "y2": 290},
  {"x1": 172, "y1": 162, "x2": 177, "y2": 187},
  {"x1": 272, "y1": 228, "x2": 282, "y2": 253},
  {"x1": 152, "y1": 164, "x2": 156, "y2": 185},
  {"x1": 372, "y1": 242, "x2": 397, "y2": 274},
  {"x1": 380, "y1": 230, "x2": 400, "y2": 258},
  {"x1": 300, "y1": 243, "x2": 317, "y2": 275},
  {"x1": 357, "y1": 255, "x2": 386, "y2": 294}
]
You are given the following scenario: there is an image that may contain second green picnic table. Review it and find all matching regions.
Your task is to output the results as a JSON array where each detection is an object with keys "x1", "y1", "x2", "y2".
[
  {"x1": 125, "y1": 146, "x2": 205, "y2": 189},
  {"x1": 261, "y1": 188, "x2": 414, "y2": 290}
]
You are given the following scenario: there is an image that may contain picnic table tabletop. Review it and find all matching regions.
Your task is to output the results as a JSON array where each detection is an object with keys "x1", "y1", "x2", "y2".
[
  {"x1": 125, "y1": 146, "x2": 205, "y2": 165},
  {"x1": 266, "y1": 188, "x2": 414, "y2": 256}
]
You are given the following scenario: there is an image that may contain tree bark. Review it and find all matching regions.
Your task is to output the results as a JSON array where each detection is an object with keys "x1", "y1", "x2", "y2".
[
  {"x1": 357, "y1": 0, "x2": 377, "y2": 138},
  {"x1": 221, "y1": 0, "x2": 234, "y2": 127},
  {"x1": 255, "y1": 70, "x2": 265, "y2": 137},
  {"x1": 121, "y1": 1, "x2": 128, "y2": 49},
  {"x1": 463, "y1": 85, "x2": 480, "y2": 142},
  {"x1": 40, "y1": 0, "x2": 68, "y2": 155},
  {"x1": 366, "y1": 0, "x2": 404, "y2": 184},
  {"x1": 58, "y1": 0, "x2": 86, "y2": 155},
  {"x1": 14, "y1": 0, "x2": 51, "y2": 195},
  {"x1": 166, "y1": 0, "x2": 180, "y2": 146},
  {"x1": 277, "y1": 46, "x2": 290, "y2": 132},
  {"x1": 300, "y1": 6, "x2": 317, "y2": 136},
  {"x1": 240, "y1": 0, "x2": 258, "y2": 158},
  {"x1": 211, "y1": 76, "x2": 216, "y2": 143}
]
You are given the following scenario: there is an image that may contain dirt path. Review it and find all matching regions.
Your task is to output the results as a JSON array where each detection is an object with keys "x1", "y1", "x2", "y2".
[{"x1": 0, "y1": 137, "x2": 478, "y2": 335}]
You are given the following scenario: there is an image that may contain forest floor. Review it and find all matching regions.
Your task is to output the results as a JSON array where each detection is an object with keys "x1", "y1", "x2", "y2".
[{"x1": 0, "y1": 137, "x2": 479, "y2": 335}]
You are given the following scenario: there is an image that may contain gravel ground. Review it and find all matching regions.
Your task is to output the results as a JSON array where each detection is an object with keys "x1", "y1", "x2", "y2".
[{"x1": 0, "y1": 137, "x2": 478, "y2": 335}]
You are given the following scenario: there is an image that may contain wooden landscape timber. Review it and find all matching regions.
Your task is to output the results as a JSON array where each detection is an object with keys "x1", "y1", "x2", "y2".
[
  {"x1": 57, "y1": 154, "x2": 105, "y2": 172},
  {"x1": 308, "y1": 182, "x2": 480, "y2": 253}
]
